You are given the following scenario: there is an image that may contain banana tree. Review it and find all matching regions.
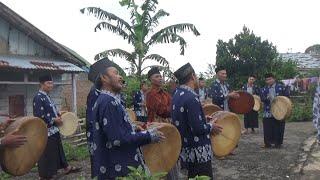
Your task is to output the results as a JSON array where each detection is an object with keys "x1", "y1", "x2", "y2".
[{"x1": 81, "y1": 0, "x2": 200, "y2": 79}]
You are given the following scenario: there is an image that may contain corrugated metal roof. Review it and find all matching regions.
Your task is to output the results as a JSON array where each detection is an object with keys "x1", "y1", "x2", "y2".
[
  {"x1": 280, "y1": 53, "x2": 320, "y2": 69},
  {"x1": 0, "y1": 55, "x2": 84, "y2": 72}
]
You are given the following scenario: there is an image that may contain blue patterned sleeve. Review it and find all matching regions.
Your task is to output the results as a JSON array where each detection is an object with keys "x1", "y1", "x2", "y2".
[
  {"x1": 260, "y1": 88, "x2": 269, "y2": 103},
  {"x1": 33, "y1": 95, "x2": 49, "y2": 124},
  {"x1": 100, "y1": 102, "x2": 151, "y2": 148},
  {"x1": 133, "y1": 92, "x2": 140, "y2": 109},
  {"x1": 211, "y1": 84, "x2": 225, "y2": 105},
  {"x1": 185, "y1": 97, "x2": 211, "y2": 135},
  {"x1": 254, "y1": 86, "x2": 261, "y2": 96}
]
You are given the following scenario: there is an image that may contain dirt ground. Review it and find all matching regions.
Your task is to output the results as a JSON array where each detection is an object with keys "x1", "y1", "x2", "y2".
[{"x1": 5, "y1": 121, "x2": 319, "y2": 180}]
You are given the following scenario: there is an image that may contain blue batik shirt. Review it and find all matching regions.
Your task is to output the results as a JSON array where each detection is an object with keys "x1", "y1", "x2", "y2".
[
  {"x1": 91, "y1": 90, "x2": 154, "y2": 179},
  {"x1": 133, "y1": 90, "x2": 147, "y2": 117},
  {"x1": 33, "y1": 90, "x2": 59, "y2": 136},
  {"x1": 210, "y1": 79, "x2": 231, "y2": 111},
  {"x1": 260, "y1": 83, "x2": 289, "y2": 118},
  {"x1": 172, "y1": 85, "x2": 213, "y2": 164},
  {"x1": 313, "y1": 86, "x2": 320, "y2": 139},
  {"x1": 86, "y1": 87, "x2": 101, "y2": 154}
]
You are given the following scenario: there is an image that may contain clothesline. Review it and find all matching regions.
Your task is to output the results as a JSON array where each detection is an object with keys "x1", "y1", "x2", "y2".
[{"x1": 281, "y1": 76, "x2": 320, "y2": 92}]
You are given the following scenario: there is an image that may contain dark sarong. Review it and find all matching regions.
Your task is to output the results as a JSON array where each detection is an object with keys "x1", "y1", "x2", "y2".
[
  {"x1": 38, "y1": 132, "x2": 68, "y2": 178},
  {"x1": 244, "y1": 110, "x2": 259, "y2": 129},
  {"x1": 263, "y1": 118, "x2": 286, "y2": 146},
  {"x1": 187, "y1": 161, "x2": 213, "y2": 179}
]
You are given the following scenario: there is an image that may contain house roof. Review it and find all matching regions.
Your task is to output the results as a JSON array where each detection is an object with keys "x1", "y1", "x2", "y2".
[
  {"x1": 280, "y1": 53, "x2": 320, "y2": 69},
  {"x1": 0, "y1": 2, "x2": 91, "y2": 68},
  {"x1": 0, "y1": 55, "x2": 84, "y2": 72}
]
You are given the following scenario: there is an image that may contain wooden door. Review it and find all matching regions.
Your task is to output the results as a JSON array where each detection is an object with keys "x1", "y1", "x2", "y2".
[{"x1": 9, "y1": 95, "x2": 25, "y2": 118}]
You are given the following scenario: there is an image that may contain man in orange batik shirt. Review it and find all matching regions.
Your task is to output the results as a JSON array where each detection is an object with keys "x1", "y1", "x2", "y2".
[{"x1": 146, "y1": 67, "x2": 172, "y2": 123}]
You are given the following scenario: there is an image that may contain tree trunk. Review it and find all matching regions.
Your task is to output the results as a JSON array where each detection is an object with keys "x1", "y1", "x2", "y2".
[{"x1": 137, "y1": 56, "x2": 143, "y2": 81}]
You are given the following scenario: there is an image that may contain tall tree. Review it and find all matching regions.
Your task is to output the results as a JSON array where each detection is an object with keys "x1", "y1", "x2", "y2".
[
  {"x1": 81, "y1": 0, "x2": 200, "y2": 79},
  {"x1": 216, "y1": 26, "x2": 298, "y2": 88}
]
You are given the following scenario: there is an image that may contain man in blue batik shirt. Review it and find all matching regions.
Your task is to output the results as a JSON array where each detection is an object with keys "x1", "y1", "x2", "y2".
[
  {"x1": 172, "y1": 63, "x2": 222, "y2": 179},
  {"x1": 86, "y1": 59, "x2": 114, "y2": 178},
  {"x1": 210, "y1": 66, "x2": 239, "y2": 111},
  {"x1": 90, "y1": 59, "x2": 165, "y2": 179},
  {"x1": 133, "y1": 81, "x2": 148, "y2": 123},
  {"x1": 260, "y1": 73, "x2": 289, "y2": 149},
  {"x1": 33, "y1": 74, "x2": 80, "y2": 179}
]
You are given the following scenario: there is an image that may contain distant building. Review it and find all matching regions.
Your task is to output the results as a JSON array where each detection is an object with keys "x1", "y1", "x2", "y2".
[
  {"x1": 280, "y1": 52, "x2": 320, "y2": 73},
  {"x1": 0, "y1": 2, "x2": 89, "y2": 117}
]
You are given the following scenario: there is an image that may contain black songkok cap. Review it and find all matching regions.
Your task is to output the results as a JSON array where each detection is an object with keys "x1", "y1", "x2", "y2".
[
  {"x1": 88, "y1": 58, "x2": 118, "y2": 83},
  {"x1": 173, "y1": 63, "x2": 195, "y2": 83},
  {"x1": 39, "y1": 74, "x2": 53, "y2": 83},
  {"x1": 147, "y1": 67, "x2": 161, "y2": 79},
  {"x1": 215, "y1": 65, "x2": 226, "y2": 73}
]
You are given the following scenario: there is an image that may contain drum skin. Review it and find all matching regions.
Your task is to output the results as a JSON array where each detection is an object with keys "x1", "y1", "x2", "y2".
[
  {"x1": 141, "y1": 123, "x2": 181, "y2": 174},
  {"x1": 202, "y1": 104, "x2": 222, "y2": 117},
  {"x1": 59, "y1": 112, "x2": 78, "y2": 136},
  {"x1": 228, "y1": 91, "x2": 254, "y2": 114},
  {"x1": 210, "y1": 111, "x2": 241, "y2": 157},
  {"x1": 271, "y1": 96, "x2": 293, "y2": 121},
  {"x1": 0, "y1": 116, "x2": 48, "y2": 176}
]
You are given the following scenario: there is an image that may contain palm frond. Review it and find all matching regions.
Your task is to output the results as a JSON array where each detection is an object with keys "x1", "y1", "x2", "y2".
[
  {"x1": 149, "y1": 9, "x2": 169, "y2": 29},
  {"x1": 142, "y1": 54, "x2": 169, "y2": 67},
  {"x1": 94, "y1": 22, "x2": 134, "y2": 44},
  {"x1": 80, "y1": 7, "x2": 133, "y2": 33},
  {"x1": 148, "y1": 23, "x2": 200, "y2": 42},
  {"x1": 141, "y1": 0, "x2": 158, "y2": 12},
  {"x1": 148, "y1": 33, "x2": 187, "y2": 55},
  {"x1": 95, "y1": 49, "x2": 137, "y2": 67}
]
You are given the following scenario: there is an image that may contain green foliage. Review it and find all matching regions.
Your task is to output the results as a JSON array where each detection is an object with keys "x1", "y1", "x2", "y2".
[
  {"x1": 0, "y1": 172, "x2": 11, "y2": 180},
  {"x1": 288, "y1": 84, "x2": 315, "y2": 122},
  {"x1": 288, "y1": 102, "x2": 312, "y2": 122},
  {"x1": 116, "y1": 166, "x2": 167, "y2": 180},
  {"x1": 77, "y1": 106, "x2": 86, "y2": 119},
  {"x1": 81, "y1": 0, "x2": 200, "y2": 78},
  {"x1": 63, "y1": 142, "x2": 89, "y2": 161},
  {"x1": 216, "y1": 26, "x2": 299, "y2": 89},
  {"x1": 123, "y1": 76, "x2": 143, "y2": 107}
]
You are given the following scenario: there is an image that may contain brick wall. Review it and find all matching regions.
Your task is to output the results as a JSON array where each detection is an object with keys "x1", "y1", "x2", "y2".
[{"x1": 61, "y1": 73, "x2": 92, "y2": 117}]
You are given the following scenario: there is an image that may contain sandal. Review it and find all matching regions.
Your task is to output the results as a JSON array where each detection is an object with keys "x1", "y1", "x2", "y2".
[{"x1": 64, "y1": 166, "x2": 82, "y2": 175}]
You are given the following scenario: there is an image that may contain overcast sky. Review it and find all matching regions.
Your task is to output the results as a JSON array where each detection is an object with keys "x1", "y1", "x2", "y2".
[{"x1": 2, "y1": 0, "x2": 320, "y2": 73}]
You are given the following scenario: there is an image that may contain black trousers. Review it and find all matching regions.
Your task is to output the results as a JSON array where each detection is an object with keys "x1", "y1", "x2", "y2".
[
  {"x1": 244, "y1": 110, "x2": 259, "y2": 129},
  {"x1": 263, "y1": 118, "x2": 285, "y2": 146},
  {"x1": 38, "y1": 133, "x2": 68, "y2": 178},
  {"x1": 187, "y1": 161, "x2": 213, "y2": 179}
]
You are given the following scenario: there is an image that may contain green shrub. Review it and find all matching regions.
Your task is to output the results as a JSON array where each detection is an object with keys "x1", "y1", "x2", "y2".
[
  {"x1": 63, "y1": 142, "x2": 89, "y2": 161},
  {"x1": 116, "y1": 166, "x2": 167, "y2": 180},
  {"x1": 123, "y1": 76, "x2": 142, "y2": 108},
  {"x1": 288, "y1": 101, "x2": 312, "y2": 122},
  {"x1": 0, "y1": 172, "x2": 11, "y2": 180}
]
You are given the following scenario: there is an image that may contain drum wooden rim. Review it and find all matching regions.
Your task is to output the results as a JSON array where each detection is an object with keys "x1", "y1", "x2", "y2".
[
  {"x1": 202, "y1": 104, "x2": 222, "y2": 117},
  {"x1": 142, "y1": 123, "x2": 181, "y2": 174},
  {"x1": 253, "y1": 95, "x2": 261, "y2": 112}
]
